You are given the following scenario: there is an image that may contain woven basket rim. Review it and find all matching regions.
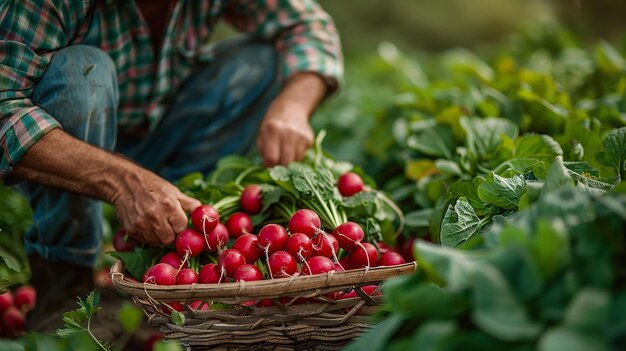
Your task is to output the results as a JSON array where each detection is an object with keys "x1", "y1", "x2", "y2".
[{"x1": 110, "y1": 260, "x2": 417, "y2": 301}]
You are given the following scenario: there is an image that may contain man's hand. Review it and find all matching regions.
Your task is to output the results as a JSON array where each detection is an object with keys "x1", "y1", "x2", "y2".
[
  {"x1": 13, "y1": 129, "x2": 201, "y2": 246},
  {"x1": 256, "y1": 72, "x2": 327, "y2": 167},
  {"x1": 113, "y1": 169, "x2": 201, "y2": 246}
]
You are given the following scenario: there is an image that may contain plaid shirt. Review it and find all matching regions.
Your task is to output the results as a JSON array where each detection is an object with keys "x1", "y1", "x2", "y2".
[{"x1": 0, "y1": 0, "x2": 342, "y2": 178}]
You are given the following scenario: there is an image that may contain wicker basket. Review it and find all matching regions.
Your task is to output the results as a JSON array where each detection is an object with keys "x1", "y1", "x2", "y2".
[{"x1": 110, "y1": 260, "x2": 416, "y2": 350}]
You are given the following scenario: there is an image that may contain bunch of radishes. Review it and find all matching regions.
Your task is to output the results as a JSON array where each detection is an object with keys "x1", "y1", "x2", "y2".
[
  {"x1": 0, "y1": 285, "x2": 36, "y2": 338},
  {"x1": 127, "y1": 172, "x2": 406, "y2": 311}
]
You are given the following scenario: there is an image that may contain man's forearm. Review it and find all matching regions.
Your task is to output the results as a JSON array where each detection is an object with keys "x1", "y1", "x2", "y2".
[
  {"x1": 276, "y1": 72, "x2": 327, "y2": 117},
  {"x1": 12, "y1": 129, "x2": 136, "y2": 204}
]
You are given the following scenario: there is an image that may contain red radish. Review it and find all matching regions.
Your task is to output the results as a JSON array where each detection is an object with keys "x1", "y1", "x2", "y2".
[
  {"x1": 339, "y1": 257, "x2": 351, "y2": 270},
  {"x1": 288, "y1": 209, "x2": 321, "y2": 238},
  {"x1": 161, "y1": 301, "x2": 184, "y2": 314},
  {"x1": 233, "y1": 234, "x2": 262, "y2": 263},
  {"x1": 233, "y1": 264, "x2": 264, "y2": 282},
  {"x1": 198, "y1": 264, "x2": 222, "y2": 284},
  {"x1": 188, "y1": 300, "x2": 210, "y2": 311},
  {"x1": 399, "y1": 237, "x2": 417, "y2": 262},
  {"x1": 378, "y1": 251, "x2": 406, "y2": 266},
  {"x1": 301, "y1": 256, "x2": 335, "y2": 275},
  {"x1": 226, "y1": 212, "x2": 253, "y2": 238},
  {"x1": 0, "y1": 292, "x2": 13, "y2": 312},
  {"x1": 1, "y1": 306, "x2": 24, "y2": 336},
  {"x1": 337, "y1": 172, "x2": 364, "y2": 197},
  {"x1": 267, "y1": 251, "x2": 297, "y2": 278},
  {"x1": 112, "y1": 229, "x2": 138, "y2": 252},
  {"x1": 13, "y1": 286, "x2": 36, "y2": 311},
  {"x1": 377, "y1": 241, "x2": 395, "y2": 254},
  {"x1": 349, "y1": 243, "x2": 378, "y2": 268},
  {"x1": 286, "y1": 233, "x2": 313, "y2": 261},
  {"x1": 94, "y1": 268, "x2": 113, "y2": 289},
  {"x1": 311, "y1": 234, "x2": 339, "y2": 259},
  {"x1": 334, "y1": 262, "x2": 345, "y2": 272},
  {"x1": 143, "y1": 263, "x2": 177, "y2": 285},
  {"x1": 191, "y1": 205, "x2": 220, "y2": 234},
  {"x1": 160, "y1": 252, "x2": 187, "y2": 269},
  {"x1": 258, "y1": 224, "x2": 288, "y2": 254},
  {"x1": 144, "y1": 332, "x2": 164, "y2": 351},
  {"x1": 338, "y1": 285, "x2": 381, "y2": 299},
  {"x1": 257, "y1": 299, "x2": 274, "y2": 307},
  {"x1": 176, "y1": 268, "x2": 199, "y2": 285},
  {"x1": 219, "y1": 249, "x2": 246, "y2": 278},
  {"x1": 204, "y1": 223, "x2": 229, "y2": 252},
  {"x1": 176, "y1": 229, "x2": 205, "y2": 257},
  {"x1": 333, "y1": 222, "x2": 364, "y2": 251},
  {"x1": 240, "y1": 185, "x2": 263, "y2": 214}
]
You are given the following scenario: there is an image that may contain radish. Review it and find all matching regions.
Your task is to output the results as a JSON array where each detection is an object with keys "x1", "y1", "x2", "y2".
[
  {"x1": 144, "y1": 332, "x2": 164, "y2": 351},
  {"x1": 337, "y1": 172, "x2": 364, "y2": 197},
  {"x1": 311, "y1": 234, "x2": 339, "y2": 259},
  {"x1": 338, "y1": 285, "x2": 381, "y2": 299},
  {"x1": 258, "y1": 224, "x2": 288, "y2": 254},
  {"x1": 198, "y1": 263, "x2": 222, "y2": 284},
  {"x1": 288, "y1": 209, "x2": 321, "y2": 238},
  {"x1": 349, "y1": 242, "x2": 378, "y2": 268},
  {"x1": 301, "y1": 256, "x2": 335, "y2": 275},
  {"x1": 399, "y1": 237, "x2": 417, "y2": 262},
  {"x1": 112, "y1": 229, "x2": 138, "y2": 252},
  {"x1": 233, "y1": 264, "x2": 264, "y2": 282},
  {"x1": 191, "y1": 205, "x2": 220, "y2": 234},
  {"x1": 13, "y1": 286, "x2": 36, "y2": 311},
  {"x1": 1, "y1": 306, "x2": 24, "y2": 337},
  {"x1": 339, "y1": 257, "x2": 351, "y2": 270},
  {"x1": 333, "y1": 222, "x2": 364, "y2": 251},
  {"x1": 176, "y1": 268, "x2": 199, "y2": 285},
  {"x1": 233, "y1": 234, "x2": 262, "y2": 263},
  {"x1": 175, "y1": 229, "x2": 205, "y2": 257},
  {"x1": 0, "y1": 292, "x2": 13, "y2": 312},
  {"x1": 204, "y1": 223, "x2": 229, "y2": 252},
  {"x1": 334, "y1": 262, "x2": 345, "y2": 272},
  {"x1": 267, "y1": 251, "x2": 297, "y2": 278},
  {"x1": 257, "y1": 299, "x2": 274, "y2": 307},
  {"x1": 219, "y1": 249, "x2": 246, "y2": 278},
  {"x1": 286, "y1": 233, "x2": 313, "y2": 262},
  {"x1": 188, "y1": 300, "x2": 210, "y2": 311},
  {"x1": 143, "y1": 263, "x2": 178, "y2": 285},
  {"x1": 378, "y1": 251, "x2": 406, "y2": 266},
  {"x1": 240, "y1": 185, "x2": 262, "y2": 214},
  {"x1": 160, "y1": 252, "x2": 187, "y2": 269},
  {"x1": 161, "y1": 301, "x2": 184, "y2": 314},
  {"x1": 226, "y1": 212, "x2": 253, "y2": 238},
  {"x1": 377, "y1": 241, "x2": 395, "y2": 254}
]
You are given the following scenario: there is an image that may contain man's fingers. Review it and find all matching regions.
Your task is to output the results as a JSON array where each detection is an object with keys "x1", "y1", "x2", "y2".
[
  {"x1": 177, "y1": 192, "x2": 201, "y2": 213},
  {"x1": 261, "y1": 136, "x2": 280, "y2": 167},
  {"x1": 169, "y1": 205, "x2": 190, "y2": 235},
  {"x1": 279, "y1": 136, "x2": 295, "y2": 165}
]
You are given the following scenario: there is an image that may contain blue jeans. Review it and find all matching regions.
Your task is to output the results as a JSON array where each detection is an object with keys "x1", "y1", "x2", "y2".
[{"x1": 16, "y1": 38, "x2": 279, "y2": 266}]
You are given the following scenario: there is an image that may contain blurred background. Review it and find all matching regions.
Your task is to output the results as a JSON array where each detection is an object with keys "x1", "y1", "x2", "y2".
[{"x1": 318, "y1": 0, "x2": 626, "y2": 55}]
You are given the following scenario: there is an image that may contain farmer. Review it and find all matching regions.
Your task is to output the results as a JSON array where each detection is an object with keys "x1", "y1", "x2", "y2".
[{"x1": 0, "y1": 0, "x2": 341, "y2": 334}]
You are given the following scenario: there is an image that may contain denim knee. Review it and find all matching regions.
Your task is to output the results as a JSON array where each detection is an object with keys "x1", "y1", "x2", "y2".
[{"x1": 33, "y1": 45, "x2": 119, "y2": 149}]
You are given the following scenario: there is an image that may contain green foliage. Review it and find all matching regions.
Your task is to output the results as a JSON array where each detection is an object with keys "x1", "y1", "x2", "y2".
[
  {"x1": 0, "y1": 185, "x2": 32, "y2": 291},
  {"x1": 350, "y1": 189, "x2": 626, "y2": 350}
]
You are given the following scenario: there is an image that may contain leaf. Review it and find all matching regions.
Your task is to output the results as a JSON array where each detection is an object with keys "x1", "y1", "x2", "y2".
[
  {"x1": 342, "y1": 191, "x2": 378, "y2": 208},
  {"x1": 109, "y1": 247, "x2": 159, "y2": 281},
  {"x1": 404, "y1": 209, "x2": 433, "y2": 228},
  {"x1": 118, "y1": 302, "x2": 143, "y2": 334},
  {"x1": 171, "y1": 310, "x2": 185, "y2": 327},
  {"x1": 515, "y1": 134, "x2": 563, "y2": 163},
  {"x1": 385, "y1": 275, "x2": 468, "y2": 318},
  {"x1": 344, "y1": 315, "x2": 405, "y2": 351},
  {"x1": 415, "y1": 240, "x2": 484, "y2": 291},
  {"x1": 596, "y1": 127, "x2": 626, "y2": 177},
  {"x1": 538, "y1": 327, "x2": 607, "y2": 351},
  {"x1": 78, "y1": 291, "x2": 101, "y2": 319},
  {"x1": 268, "y1": 166, "x2": 299, "y2": 197},
  {"x1": 409, "y1": 320, "x2": 457, "y2": 351},
  {"x1": 406, "y1": 123, "x2": 455, "y2": 159},
  {"x1": 478, "y1": 172, "x2": 526, "y2": 210},
  {"x1": 440, "y1": 198, "x2": 483, "y2": 246},
  {"x1": 544, "y1": 156, "x2": 574, "y2": 193},
  {"x1": 259, "y1": 185, "x2": 285, "y2": 213},
  {"x1": 471, "y1": 264, "x2": 542, "y2": 341},
  {"x1": 595, "y1": 41, "x2": 625, "y2": 74},
  {"x1": 460, "y1": 116, "x2": 518, "y2": 160},
  {"x1": 564, "y1": 288, "x2": 610, "y2": 332},
  {"x1": 405, "y1": 160, "x2": 439, "y2": 181},
  {"x1": 154, "y1": 341, "x2": 185, "y2": 351},
  {"x1": 448, "y1": 179, "x2": 485, "y2": 214}
]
